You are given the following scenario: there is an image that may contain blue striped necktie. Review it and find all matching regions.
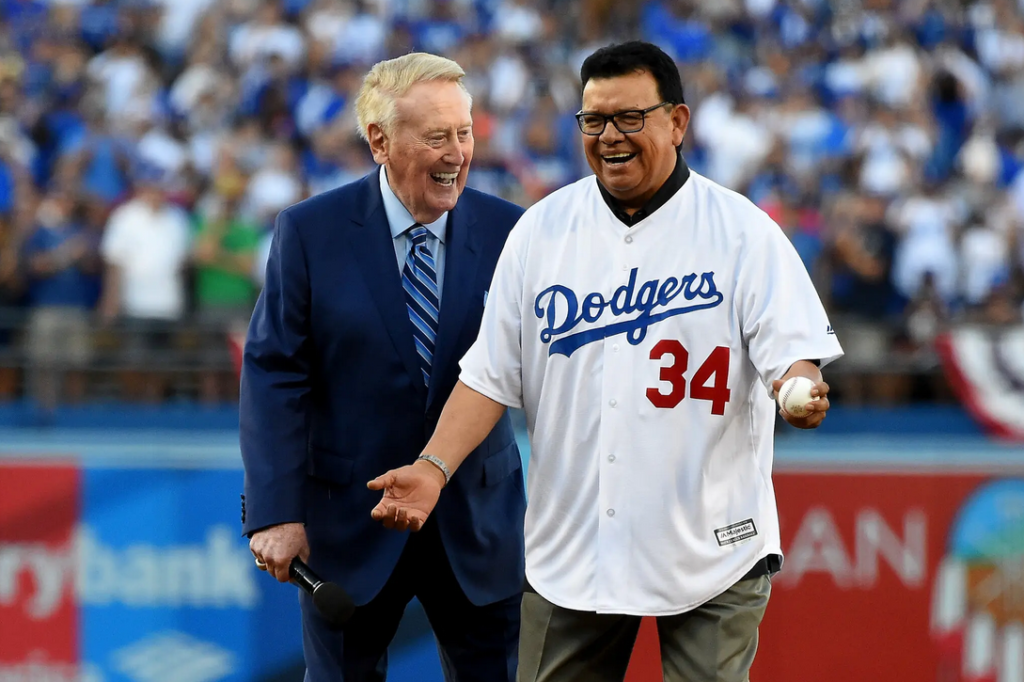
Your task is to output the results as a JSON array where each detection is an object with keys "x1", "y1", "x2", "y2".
[{"x1": 402, "y1": 225, "x2": 439, "y2": 386}]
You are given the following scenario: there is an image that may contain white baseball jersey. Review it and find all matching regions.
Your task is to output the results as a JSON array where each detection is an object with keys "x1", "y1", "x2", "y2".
[{"x1": 459, "y1": 169, "x2": 844, "y2": 616}]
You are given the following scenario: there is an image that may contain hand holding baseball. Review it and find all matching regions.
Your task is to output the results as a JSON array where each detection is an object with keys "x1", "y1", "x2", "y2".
[{"x1": 772, "y1": 376, "x2": 830, "y2": 429}]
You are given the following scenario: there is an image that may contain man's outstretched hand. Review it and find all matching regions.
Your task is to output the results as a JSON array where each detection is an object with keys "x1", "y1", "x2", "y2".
[{"x1": 367, "y1": 459, "x2": 446, "y2": 531}]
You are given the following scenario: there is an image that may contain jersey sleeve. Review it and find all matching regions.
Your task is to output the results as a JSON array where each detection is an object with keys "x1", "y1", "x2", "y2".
[
  {"x1": 736, "y1": 214, "x2": 844, "y2": 394},
  {"x1": 458, "y1": 214, "x2": 529, "y2": 409}
]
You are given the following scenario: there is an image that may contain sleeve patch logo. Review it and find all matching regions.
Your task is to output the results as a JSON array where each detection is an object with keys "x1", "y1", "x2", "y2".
[{"x1": 715, "y1": 518, "x2": 758, "y2": 546}]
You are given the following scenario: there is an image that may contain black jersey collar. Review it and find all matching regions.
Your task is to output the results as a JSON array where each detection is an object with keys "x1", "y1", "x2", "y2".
[{"x1": 597, "y1": 153, "x2": 690, "y2": 227}]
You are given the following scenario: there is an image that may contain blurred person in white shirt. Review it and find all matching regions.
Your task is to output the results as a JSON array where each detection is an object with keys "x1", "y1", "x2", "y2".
[
  {"x1": 862, "y1": 29, "x2": 924, "y2": 109},
  {"x1": 770, "y1": 86, "x2": 839, "y2": 177},
  {"x1": 488, "y1": 45, "x2": 531, "y2": 114},
  {"x1": 697, "y1": 90, "x2": 774, "y2": 190},
  {"x1": 959, "y1": 211, "x2": 1011, "y2": 309},
  {"x1": 824, "y1": 42, "x2": 868, "y2": 99},
  {"x1": 493, "y1": 0, "x2": 545, "y2": 45},
  {"x1": 169, "y1": 44, "x2": 236, "y2": 130},
  {"x1": 98, "y1": 162, "x2": 191, "y2": 401},
  {"x1": 170, "y1": 46, "x2": 239, "y2": 177},
  {"x1": 229, "y1": 0, "x2": 307, "y2": 72},
  {"x1": 244, "y1": 141, "x2": 304, "y2": 226},
  {"x1": 973, "y1": 10, "x2": 1024, "y2": 76},
  {"x1": 889, "y1": 177, "x2": 963, "y2": 304},
  {"x1": 325, "y1": 0, "x2": 387, "y2": 66},
  {"x1": 855, "y1": 103, "x2": 932, "y2": 197},
  {"x1": 86, "y1": 33, "x2": 149, "y2": 116},
  {"x1": 153, "y1": 0, "x2": 218, "y2": 60}
]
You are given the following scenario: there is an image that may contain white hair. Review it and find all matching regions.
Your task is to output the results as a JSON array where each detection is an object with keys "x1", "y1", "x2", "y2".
[{"x1": 355, "y1": 52, "x2": 472, "y2": 141}]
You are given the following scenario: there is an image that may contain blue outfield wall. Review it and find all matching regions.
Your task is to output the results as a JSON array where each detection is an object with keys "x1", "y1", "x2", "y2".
[{"x1": 0, "y1": 401, "x2": 987, "y2": 434}]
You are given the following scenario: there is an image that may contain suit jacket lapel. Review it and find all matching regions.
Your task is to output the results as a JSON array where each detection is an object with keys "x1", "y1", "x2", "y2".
[
  {"x1": 350, "y1": 174, "x2": 427, "y2": 401},
  {"x1": 428, "y1": 200, "x2": 480, "y2": 409}
]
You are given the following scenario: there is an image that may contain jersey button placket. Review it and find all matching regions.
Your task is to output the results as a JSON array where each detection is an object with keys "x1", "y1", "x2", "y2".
[
  {"x1": 597, "y1": 357, "x2": 615, "y2": 606},
  {"x1": 596, "y1": 463, "x2": 627, "y2": 606},
  {"x1": 600, "y1": 235, "x2": 635, "y2": 607}
]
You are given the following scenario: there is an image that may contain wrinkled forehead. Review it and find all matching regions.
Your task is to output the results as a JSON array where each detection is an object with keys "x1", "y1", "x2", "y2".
[
  {"x1": 395, "y1": 81, "x2": 473, "y2": 129},
  {"x1": 581, "y1": 71, "x2": 661, "y2": 113}
]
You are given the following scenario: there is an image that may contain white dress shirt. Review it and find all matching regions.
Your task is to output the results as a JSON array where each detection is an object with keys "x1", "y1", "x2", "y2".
[{"x1": 379, "y1": 166, "x2": 447, "y2": 300}]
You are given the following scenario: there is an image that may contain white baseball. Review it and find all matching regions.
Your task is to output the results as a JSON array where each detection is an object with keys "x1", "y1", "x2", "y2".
[{"x1": 778, "y1": 376, "x2": 818, "y2": 417}]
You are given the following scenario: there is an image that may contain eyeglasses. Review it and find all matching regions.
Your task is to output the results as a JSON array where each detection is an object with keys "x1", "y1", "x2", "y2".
[{"x1": 574, "y1": 102, "x2": 673, "y2": 136}]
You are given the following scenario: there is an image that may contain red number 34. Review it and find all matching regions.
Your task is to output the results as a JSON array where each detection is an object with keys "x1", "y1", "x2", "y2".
[{"x1": 646, "y1": 341, "x2": 731, "y2": 414}]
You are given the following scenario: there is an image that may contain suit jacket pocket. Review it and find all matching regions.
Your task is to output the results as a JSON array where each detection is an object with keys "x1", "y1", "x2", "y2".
[
  {"x1": 307, "y1": 447, "x2": 354, "y2": 486},
  {"x1": 482, "y1": 442, "x2": 522, "y2": 487}
]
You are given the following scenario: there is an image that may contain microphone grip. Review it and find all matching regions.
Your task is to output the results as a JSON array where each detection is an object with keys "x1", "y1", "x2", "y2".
[
  {"x1": 287, "y1": 557, "x2": 356, "y2": 628},
  {"x1": 289, "y1": 558, "x2": 323, "y2": 594}
]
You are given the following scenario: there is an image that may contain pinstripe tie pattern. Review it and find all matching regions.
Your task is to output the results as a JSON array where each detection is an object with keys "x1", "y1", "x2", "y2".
[{"x1": 402, "y1": 225, "x2": 439, "y2": 385}]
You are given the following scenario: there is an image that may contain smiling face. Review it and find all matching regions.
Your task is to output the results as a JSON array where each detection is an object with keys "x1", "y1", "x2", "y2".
[
  {"x1": 368, "y1": 80, "x2": 473, "y2": 224},
  {"x1": 581, "y1": 71, "x2": 689, "y2": 211}
]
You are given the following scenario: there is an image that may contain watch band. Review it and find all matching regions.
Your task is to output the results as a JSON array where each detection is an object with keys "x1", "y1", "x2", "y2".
[{"x1": 417, "y1": 454, "x2": 451, "y2": 486}]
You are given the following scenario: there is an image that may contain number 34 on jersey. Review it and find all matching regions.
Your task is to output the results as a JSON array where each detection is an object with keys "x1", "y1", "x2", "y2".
[{"x1": 647, "y1": 342, "x2": 731, "y2": 414}]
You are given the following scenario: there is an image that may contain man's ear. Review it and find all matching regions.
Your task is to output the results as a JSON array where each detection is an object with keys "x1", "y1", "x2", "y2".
[
  {"x1": 367, "y1": 124, "x2": 389, "y2": 165},
  {"x1": 671, "y1": 104, "x2": 691, "y2": 147}
]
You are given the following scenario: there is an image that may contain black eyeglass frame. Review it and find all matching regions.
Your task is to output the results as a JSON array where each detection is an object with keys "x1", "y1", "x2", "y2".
[{"x1": 574, "y1": 101, "x2": 674, "y2": 136}]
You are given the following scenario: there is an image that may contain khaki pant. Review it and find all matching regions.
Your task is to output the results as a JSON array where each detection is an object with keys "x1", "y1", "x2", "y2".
[
  {"x1": 25, "y1": 306, "x2": 92, "y2": 366},
  {"x1": 518, "y1": 575, "x2": 771, "y2": 682}
]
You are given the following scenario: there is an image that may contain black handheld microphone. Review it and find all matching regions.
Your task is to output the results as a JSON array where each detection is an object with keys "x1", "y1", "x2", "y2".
[{"x1": 289, "y1": 558, "x2": 356, "y2": 628}]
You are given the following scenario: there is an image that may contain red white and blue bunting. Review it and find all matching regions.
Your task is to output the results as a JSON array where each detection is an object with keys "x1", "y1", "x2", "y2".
[{"x1": 936, "y1": 326, "x2": 1024, "y2": 441}]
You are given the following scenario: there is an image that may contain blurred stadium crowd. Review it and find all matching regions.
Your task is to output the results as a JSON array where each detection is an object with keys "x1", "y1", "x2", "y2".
[{"x1": 0, "y1": 0, "x2": 1021, "y2": 407}]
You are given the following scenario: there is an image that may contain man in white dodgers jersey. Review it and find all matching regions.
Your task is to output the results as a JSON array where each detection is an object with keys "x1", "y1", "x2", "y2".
[{"x1": 368, "y1": 41, "x2": 844, "y2": 682}]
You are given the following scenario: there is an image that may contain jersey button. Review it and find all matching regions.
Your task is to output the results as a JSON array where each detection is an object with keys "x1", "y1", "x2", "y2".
[
  {"x1": 625, "y1": 236, "x2": 633, "y2": 244},
  {"x1": 609, "y1": 399, "x2": 617, "y2": 407},
  {"x1": 608, "y1": 454, "x2": 616, "y2": 463},
  {"x1": 607, "y1": 509, "x2": 615, "y2": 517},
  {"x1": 612, "y1": 344, "x2": 619, "y2": 352}
]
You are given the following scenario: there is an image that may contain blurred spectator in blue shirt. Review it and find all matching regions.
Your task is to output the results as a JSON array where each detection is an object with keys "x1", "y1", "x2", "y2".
[
  {"x1": 23, "y1": 186, "x2": 97, "y2": 310},
  {"x1": 302, "y1": 125, "x2": 374, "y2": 196},
  {"x1": 63, "y1": 101, "x2": 133, "y2": 206},
  {"x1": 928, "y1": 68, "x2": 971, "y2": 182},
  {"x1": 408, "y1": 0, "x2": 468, "y2": 55},
  {"x1": 642, "y1": 0, "x2": 713, "y2": 63},
  {"x1": 294, "y1": 59, "x2": 358, "y2": 139},
  {"x1": 22, "y1": 185, "x2": 98, "y2": 410}
]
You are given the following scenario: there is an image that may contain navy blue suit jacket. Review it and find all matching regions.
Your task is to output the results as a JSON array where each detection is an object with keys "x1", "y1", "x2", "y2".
[{"x1": 240, "y1": 172, "x2": 526, "y2": 607}]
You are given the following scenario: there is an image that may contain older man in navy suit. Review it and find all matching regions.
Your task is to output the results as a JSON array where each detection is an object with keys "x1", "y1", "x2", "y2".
[{"x1": 241, "y1": 53, "x2": 526, "y2": 682}]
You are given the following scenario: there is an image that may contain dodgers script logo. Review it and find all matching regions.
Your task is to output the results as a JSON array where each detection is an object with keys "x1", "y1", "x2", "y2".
[{"x1": 535, "y1": 268, "x2": 724, "y2": 357}]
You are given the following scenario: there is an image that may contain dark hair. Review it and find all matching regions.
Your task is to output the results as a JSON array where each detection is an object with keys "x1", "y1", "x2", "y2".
[{"x1": 580, "y1": 41, "x2": 685, "y2": 105}]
